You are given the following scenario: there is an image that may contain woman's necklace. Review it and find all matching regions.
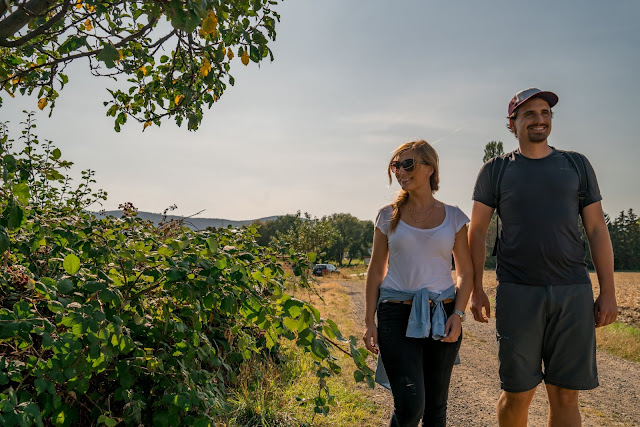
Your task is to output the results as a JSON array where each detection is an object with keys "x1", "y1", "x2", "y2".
[{"x1": 407, "y1": 199, "x2": 437, "y2": 223}]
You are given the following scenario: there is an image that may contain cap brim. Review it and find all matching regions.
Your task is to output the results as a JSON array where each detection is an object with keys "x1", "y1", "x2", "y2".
[{"x1": 515, "y1": 91, "x2": 559, "y2": 113}]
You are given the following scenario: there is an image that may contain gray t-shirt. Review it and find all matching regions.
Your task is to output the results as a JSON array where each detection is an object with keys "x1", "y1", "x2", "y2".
[{"x1": 472, "y1": 149, "x2": 602, "y2": 286}]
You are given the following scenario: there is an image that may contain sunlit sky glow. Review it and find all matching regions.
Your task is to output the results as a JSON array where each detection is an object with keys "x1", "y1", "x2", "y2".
[{"x1": 3, "y1": 0, "x2": 639, "y2": 222}]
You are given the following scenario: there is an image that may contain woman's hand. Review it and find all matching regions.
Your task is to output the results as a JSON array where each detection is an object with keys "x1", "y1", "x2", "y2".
[
  {"x1": 363, "y1": 322, "x2": 379, "y2": 354},
  {"x1": 441, "y1": 314, "x2": 462, "y2": 343}
]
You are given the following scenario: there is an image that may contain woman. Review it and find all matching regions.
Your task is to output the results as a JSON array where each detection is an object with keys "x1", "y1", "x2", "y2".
[{"x1": 363, "y1": 140, "x2": 473, "y2": 426}]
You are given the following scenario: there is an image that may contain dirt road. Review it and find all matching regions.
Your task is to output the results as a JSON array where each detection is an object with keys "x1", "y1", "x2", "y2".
[{"x1": 337, "y1": 279, "x2": 640, "y2": 427}]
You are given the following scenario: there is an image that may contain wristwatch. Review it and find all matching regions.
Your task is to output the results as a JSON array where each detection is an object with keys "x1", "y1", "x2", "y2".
[{"x1": 453, "y1": 309, "x2": 466, "y2": 321}]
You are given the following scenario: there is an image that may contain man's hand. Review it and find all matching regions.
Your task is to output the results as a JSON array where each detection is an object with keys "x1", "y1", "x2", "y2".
[
  {"x1": 470, "y1": 290, "x2": 491, "y2": 323},
  {"x1": 594, "y1": 293, "x2": 618, "y2": 327}
]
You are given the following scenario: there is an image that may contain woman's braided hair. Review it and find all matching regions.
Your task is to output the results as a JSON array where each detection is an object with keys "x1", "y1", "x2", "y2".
[{"x1": 386, "y1": 140, "x2": 439, "y2": 234}]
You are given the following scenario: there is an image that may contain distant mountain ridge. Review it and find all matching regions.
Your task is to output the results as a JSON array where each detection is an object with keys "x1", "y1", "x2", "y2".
[{"x1": 96, "y1": 211, "x2": 280, "y2": 230}]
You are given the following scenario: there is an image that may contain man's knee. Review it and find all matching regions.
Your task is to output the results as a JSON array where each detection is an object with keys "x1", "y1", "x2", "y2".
[
  {"x1": 498, "y1": 389, "x2": 536, "y2": 411},
  {"x1": 546, "y1": 384, "x2": 579, "y2": 408}
]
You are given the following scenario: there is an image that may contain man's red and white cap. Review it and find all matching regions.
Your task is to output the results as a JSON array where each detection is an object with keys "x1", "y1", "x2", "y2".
[{"x1": 508, "y1": 88, "x2": 558, "y2": 117}]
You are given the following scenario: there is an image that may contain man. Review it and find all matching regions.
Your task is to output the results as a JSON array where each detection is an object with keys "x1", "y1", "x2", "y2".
[{"x1": 468, "y1": 88, "x2": 618, "y2": 427}]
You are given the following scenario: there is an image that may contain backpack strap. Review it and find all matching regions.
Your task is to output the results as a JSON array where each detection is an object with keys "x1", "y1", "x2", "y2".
[
  {"x1": 559, "y1": 150, "x2": 588, "y2": 215},
  {"x1": 491, "y1": 151, "x2": 516, "y2": 256}
]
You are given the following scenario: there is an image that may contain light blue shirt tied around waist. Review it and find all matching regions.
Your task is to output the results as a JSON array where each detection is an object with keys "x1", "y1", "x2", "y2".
[{"x1": 374, "y1": 285, "x2": 459, "y2": 389}]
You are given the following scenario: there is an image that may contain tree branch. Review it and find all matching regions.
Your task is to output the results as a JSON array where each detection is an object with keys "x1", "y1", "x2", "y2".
[
  {"x1": 0, "y1": 0, "x2": 71, "y2": 47},
  {"x1": 0, "y1": 0, "x2": 61, "y2": 40}
]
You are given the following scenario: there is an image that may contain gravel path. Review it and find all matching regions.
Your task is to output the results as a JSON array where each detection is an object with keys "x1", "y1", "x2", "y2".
[{"x1": 336, "y1": 279, "x2": 640, "y2": 427}]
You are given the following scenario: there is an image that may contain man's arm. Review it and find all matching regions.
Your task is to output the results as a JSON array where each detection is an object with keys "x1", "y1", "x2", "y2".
[
  {"x1": 468, "y1": 201, "x2": 495, "y2": 323},
  {"x1": 582, "y1": 201, "x2": 617, "y2": 327}
]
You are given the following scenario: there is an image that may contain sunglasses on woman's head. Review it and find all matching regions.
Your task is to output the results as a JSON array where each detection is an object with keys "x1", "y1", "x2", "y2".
[{"x1": 390, "y1": 158, "x2": 428, "y2": 173}]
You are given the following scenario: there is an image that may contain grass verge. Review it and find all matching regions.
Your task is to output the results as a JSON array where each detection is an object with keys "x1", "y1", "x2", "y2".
[
  {"x1": 596, "y1": 322, "x2": 640, "y2": 363},
  {"x1": 216, "y1": 282, "x2": 387, "y2": 426}
]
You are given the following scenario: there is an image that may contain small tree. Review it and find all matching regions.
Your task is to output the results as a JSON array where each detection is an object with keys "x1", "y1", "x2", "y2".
[{"x1": 483, "y1": 140, "x2": 504, "y2": 162}]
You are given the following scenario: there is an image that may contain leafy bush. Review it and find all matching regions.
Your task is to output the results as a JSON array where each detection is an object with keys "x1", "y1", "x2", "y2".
[{"x1": 0, "y1": 114, "x2": 374, "y2": 426}]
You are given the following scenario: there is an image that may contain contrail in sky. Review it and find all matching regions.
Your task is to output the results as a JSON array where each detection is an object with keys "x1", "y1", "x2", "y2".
[{"x1": 432, "y1": 124, "x2": 468, "y2": 145}]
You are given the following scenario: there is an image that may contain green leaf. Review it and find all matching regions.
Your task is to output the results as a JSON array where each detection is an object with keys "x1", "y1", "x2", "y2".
[
  {"x1": 310, "y1": 338, "x2": 329, "y2": 359},
  {"x1": 63, "y1": 253, "x2": 81, "y2": 275},
  {"x1": 97, "y1": 415, "x2": 118, "y2": 427},
  {"x1": 3, "y1": 154, "x2": 17, "y2": 172},
  {"x1": 6, "y1": 202, "x2": 24, "y2": 230},
  {"x1": 13, "y1": 183, "x2": 30, "y2": 205},
  {"x1": 0, "y1": 226, "x2": 9, "y2": 255},
  {"x1": 57, "y1": 36, "x2": 88, "y2": 54},
  {"x1": 206, "y1": 237, "x2": 218, "y2": 252},
  {"x1": 307, "y1": 252, "x2": 317, "y2": 263},
  {"x1": 52, "y1": 148, "x2": 62, "y2": 159},
  {"x1": 57, "y1": 278, "x2": 74, "y2": 294},
  {"x1": 96, "y1": 43, "x2": 120, "y2": 69}
]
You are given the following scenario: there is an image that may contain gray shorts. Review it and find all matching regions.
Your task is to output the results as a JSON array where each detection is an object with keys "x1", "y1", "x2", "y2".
[{"x1": 495, "y1": 282, "x2": 598, "y2": 393}]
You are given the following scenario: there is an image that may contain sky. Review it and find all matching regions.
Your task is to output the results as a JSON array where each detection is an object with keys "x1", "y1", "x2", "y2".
[{"x1": 3, "y1": 0, "x2": 639, "y2": 223}]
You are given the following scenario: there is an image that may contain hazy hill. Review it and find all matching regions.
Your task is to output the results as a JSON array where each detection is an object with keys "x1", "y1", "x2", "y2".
[{"x1": 96, "y1": 211, "x2": 280, "y2": 230}]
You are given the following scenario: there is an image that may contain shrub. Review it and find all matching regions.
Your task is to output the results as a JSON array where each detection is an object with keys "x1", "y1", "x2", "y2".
[{"x1": 0, "y1": 114, "x2": 374, "y2": 426}]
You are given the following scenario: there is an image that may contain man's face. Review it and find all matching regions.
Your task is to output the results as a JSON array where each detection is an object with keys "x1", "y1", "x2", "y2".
[{"x1": 509, "y1": 97, "x2": 552, "y2": 144}]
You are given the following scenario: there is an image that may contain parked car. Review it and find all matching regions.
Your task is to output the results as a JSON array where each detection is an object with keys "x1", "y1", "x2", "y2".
[{"x1": 312, "y1": 263, "x2": 340, "y2": 277}]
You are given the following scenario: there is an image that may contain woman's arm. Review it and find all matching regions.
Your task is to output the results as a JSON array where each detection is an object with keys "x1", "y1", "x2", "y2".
[
  {"x1": 442, "y1": 224, "x2": 474, "y2": 342},
  {"x1": 363, "y1": 228, "x2": 389, "y2": 354}
]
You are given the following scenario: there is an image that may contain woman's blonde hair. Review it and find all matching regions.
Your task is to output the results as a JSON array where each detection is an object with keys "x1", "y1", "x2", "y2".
[{"x1": 387, "y1": 140, "x2": 440, "y2": 233}]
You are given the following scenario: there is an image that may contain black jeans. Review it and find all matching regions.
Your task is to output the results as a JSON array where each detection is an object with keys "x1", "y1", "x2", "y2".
[{"x1": 377, "y1": 301, "x2": 461, "y2": 427}]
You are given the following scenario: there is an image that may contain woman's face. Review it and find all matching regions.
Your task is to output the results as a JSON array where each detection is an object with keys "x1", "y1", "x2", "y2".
[{"x1": 392, "y1": 149, "x2": 432, "y2": 191}]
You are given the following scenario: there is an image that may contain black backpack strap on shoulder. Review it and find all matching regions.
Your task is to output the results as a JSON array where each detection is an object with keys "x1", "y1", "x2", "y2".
[
  {"x1": 559, "y1": 150, "x2": 588, "y2": 214},
  {"x1": 491, "y1": 151, "x2": 515, "y2": 256}
]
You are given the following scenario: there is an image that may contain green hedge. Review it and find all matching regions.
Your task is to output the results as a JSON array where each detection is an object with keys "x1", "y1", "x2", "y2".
[{"x1": 0, "y1": 115, "x2": 374, "y2": 426}]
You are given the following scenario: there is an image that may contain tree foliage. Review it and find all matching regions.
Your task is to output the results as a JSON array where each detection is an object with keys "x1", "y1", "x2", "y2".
[
  {"x1": 482, "y1": 141, "x2": 504, "y2": 269},
  {"x1": 0, "y1": 116, "x2": 375, "y2": 425},
  {"x1": 326, "y1": 213, "x2": 372, "y2": 267},
  {"x1": 608, "y1": 209, "x2": 640, "y2": 270},
  {"x1": 0, "y1": 0, "x2": 280, "y2": 131},
  {"x1": 253, "y1": 212, "x2": 374, "y2": 266},
  {"x1": 483, "y1": 140, "x2": 504, "y2": 163}
]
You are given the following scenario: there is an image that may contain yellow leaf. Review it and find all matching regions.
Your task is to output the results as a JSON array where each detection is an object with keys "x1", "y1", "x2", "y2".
[
  {"x1": 227, "y1": 49, "x2": 234, "y2": 60},
  {"x1": 87, "y1": 5, "x2": 95, "y2": 12},
  {"x1": 201, "y1": 10, "x2": 218, "y2": 35},
  {"x1": 11, "y1": 76, "x2": 19, "y2": 85},
  {"x1": 199, "y1": 58, "x2": 211, "y2": 77},
  {"x1": 241, "y1": 49, "x2": 250, "y2": 66},
  {"x1": 38, "y1": 98, "x2": 47, "y2": 110},
  {"x1": 222, "y1": 46, "x2": 226, "y2": 56},
  {"x1": 85, "y1": 19, "x2": 93, "y2": 31},
  {"x1": 140, "y1": 66, "x2": 147, "y2": 75},
  {"x1": 75, "y1": 0, "x2": 82, "y2": 9},
  {"x1": 175, "y1": 94, "x2": 184, "y2": 104},
  {"x1": 118, "y1": 49, "x2": 124, "y2": 60},
  {"x1": 143, "y1": 121, "x2": 152, "y2": 130}
]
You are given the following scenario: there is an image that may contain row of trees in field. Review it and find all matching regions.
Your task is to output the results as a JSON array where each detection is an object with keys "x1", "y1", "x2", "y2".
[
  {"x1": 607, "y1": 209, "x2": 640, "y2": 271},
  {"x1": 250, "y1": 212, "x2": 374, "y2": 266}
]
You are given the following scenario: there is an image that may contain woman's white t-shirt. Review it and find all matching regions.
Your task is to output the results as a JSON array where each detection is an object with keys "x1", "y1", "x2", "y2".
[{"x1": 375, "y1": 203, "x2": 470, "y2": 293}]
